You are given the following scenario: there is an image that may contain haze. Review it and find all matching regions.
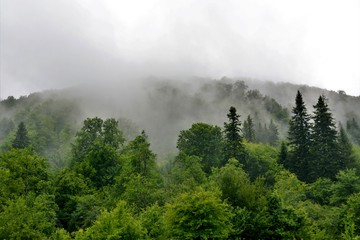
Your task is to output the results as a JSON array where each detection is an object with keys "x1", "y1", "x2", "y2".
[{"x1": 1, "y1": 0, "x2": 359, "y2": 98}]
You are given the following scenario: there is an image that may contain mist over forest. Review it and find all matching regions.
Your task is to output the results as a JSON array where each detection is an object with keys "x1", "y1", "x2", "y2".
[
  {"x1": 1, "y1": 0, "x2": 360, "y2": 239},
  {"x1": 1, "y1": 77, "x2": 359, "y2": 156}
]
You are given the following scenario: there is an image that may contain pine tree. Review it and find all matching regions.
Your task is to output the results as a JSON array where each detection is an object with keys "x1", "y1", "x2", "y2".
[
  {"x1": 278, "y1": 141, "x2": 288, "y2": 167},
  {"x1": 223, "y1": 106, "x2": 246, "y2": 165},
  {"x1": 311, "y1": 95, "x2": 339, "y2": 180},
  {"x1": 287, "y1": 91, "x2": 312, "y2": 182},
  {"x1": 12, "y1": 122, "x2": 30, "y2": 149},
  {"x1": 243, "y1": 115, "x2": 255, "y2": 142}
]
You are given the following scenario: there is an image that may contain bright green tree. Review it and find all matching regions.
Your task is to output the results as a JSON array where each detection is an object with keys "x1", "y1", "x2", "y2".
[
  {"x1": 70, "y1": 117, "x2": 124, "y2": 188},
  {"x1": 223, "y1": 106, "x2": 246, "y2": 165},
  {"x1": 164, "y1": 187, "x2": 233, "y2": 239},
  {"x1": 287, "y1": 90, "x2": 312, "y2": 182},
  {"x1": 0, "y1": 194, "x2": 57, "y2": 239},
  {"x1": 177, "y1": 122, "x2": 223, "y2": 173},
  {"x1": 0, "y1": 148, "x2": 48, "y2": 200},
  {"x1": 75, "y1": 200, "x2": 146, "y2": 240},
  {"x1": 12, "y1": 122, "x2": 30, "y2": 149}
]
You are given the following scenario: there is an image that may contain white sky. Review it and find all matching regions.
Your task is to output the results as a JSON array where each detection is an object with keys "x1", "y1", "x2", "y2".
[{"x1": 1, "y1": 0, "x2": 359, "y2": 97}]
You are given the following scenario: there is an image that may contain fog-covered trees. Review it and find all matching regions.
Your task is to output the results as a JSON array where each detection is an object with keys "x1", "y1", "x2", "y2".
[
  {"x1": 12, "y1": 122, "x2": 30, "y2": 149},
  {"x1": 0, "y1": 86, "x2": 359, "y2": 239},
  {"x1": 243, "y1": 115, "x2": 255, "y2": 142}
]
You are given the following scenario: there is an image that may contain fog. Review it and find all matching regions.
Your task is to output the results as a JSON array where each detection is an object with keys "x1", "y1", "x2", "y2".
[{"x1": 1, "y1": 0, "x2": 359, "y2": 98}]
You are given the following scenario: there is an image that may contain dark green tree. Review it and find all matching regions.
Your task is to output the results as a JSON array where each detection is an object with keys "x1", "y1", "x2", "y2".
[
  {"x1": 223, "y1": 106, "x2": 246, "y2": 165},
  {"x1": 311, "y1": 95, "x2": 339, "y2": 180},
  {"x1": 70, "y1": 117, "x2": 124, "y2": 188},
  {"x1": 278, "y1": 141, "x2": 288, "y2": 167},
  {"x1": 12, "y1": 122, "x2": 30, "y2": 149},
  {"x1": 287, "y1": 91, "x2": 312, "y2": 182},
  {"x1": 124, "y1": 131, "x2": 157, "y2": 177},
  {"x1": 177, "y1": 122, "x2": 223, "y2": 173},
  {"x1": 243, "y1": 115, "x2": 255, "y2": 142}
]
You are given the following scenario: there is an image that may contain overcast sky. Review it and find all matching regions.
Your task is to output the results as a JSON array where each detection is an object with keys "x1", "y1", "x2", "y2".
[{"x1": 1, "y1": 0, "x2": 359, "y2": 98}]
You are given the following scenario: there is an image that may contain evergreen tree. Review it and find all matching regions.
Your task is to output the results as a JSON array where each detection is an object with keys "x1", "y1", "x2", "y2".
[
  {"x1": 268, "y1": 120, "x2": 279, "y2": 146},
  {"x1": 287, "y1": 91, "x2": 312, "y2": 182},
  {"x1": 311, "y1": 95, "x2": 339, "y2": 180},
  {"x1": 12, "y1": 122, "x2": 30, "y2": 149},
  {"x1": 278, "y1": 141, "x2": 288, "y2": 167},
  {"x1": 223, "y1": 106, "x2": 246, "y2": 165},
  {"x1": 243, "y1": 115, "x2": 255, "y2": 142}
]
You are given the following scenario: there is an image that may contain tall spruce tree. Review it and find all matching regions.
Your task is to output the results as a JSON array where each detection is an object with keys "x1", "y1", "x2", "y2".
[
  {"x1": 287, "y1": 91, "x2": 312, "y2": 182},
  {"x1": 223, "y1": 106, "x2": 246, "y2": 165},
  {"x1": 311, "y1": 95, "x2": 339, "y2": 180},
  {"x1": 243, "y1": 115, "x2": 255, "y2": 142},
  {"x1": 12, "y1": 122, "x2": 30, "y2": 149}
]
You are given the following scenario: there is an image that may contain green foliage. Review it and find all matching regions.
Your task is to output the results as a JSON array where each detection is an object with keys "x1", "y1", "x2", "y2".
[
  {"x1": 53, "y1": 169, "x2": 92, "y2": 231},
  {"x1": 223, "y1": 106, "x2": 246, "y2": 165},
  {"x1": 211, "y1": 158, "x2": 268, "y2": 209},
  {"x1": 177, "y1": 122, "x2": 223, "y2": 173},
  {"x1": 164, "y1": 187, "x2": 233, "y2": 239},
  {"x1": 170, "y1": 152, "x2": 206, "y2": 187},
  {"x1": 71, "y1": 117, "x2": 124, "y2": 188},
  {"x1": 0, "y1": 148, "x2": 49, "y2": 200},
  {"x1": 306, "y1": 178, "x2": 334, "y2": 205},
  {"x1": 121, "y1": 174, "x2": 164, "y2": 212},
  {"x1": 12, "y1": 121, "x2": 30, "y2": 149},
  {"x1": 287, "y1": 90, "x2": 312, "y2": 182},
  {"x1": 244, "y1": 142, "x2": 279, "y2": 182},
  {"x1": 75, "y1": 200, "x2": 146, "y2": 240},
  {"x1": 278, "y1": 141, "x2": 288, "y2": 166},
  {"x1": 343, "y1": 193, "x2": 360, "y2": 237},
  {"x1": 331, "y1": 169, "x2": 360, "y2": 206},
  {"x1": 140, "y1": 203, "x2": 165, "y2": 239},
  {"x1": 268, "y1": 119, "x2": 280, "y2": 146},
  {"x1": 338, "y1": 125, "x2": 356, "y2": 169},
  {"x1": 122, "y1": 131, "x2": 157, "y2": 178},
  {"x1": 274, "y1": 170, "x2": 307, "y2": 207},
  {"x1": 243, "y1": 115, "x2": 255, "y2": 142},
  {"x1": 0, "y1": 194, "x2": 57, "y2": 239},
  {"x1": 311, "y1": 95, "x2": 341, "y2": 180}
]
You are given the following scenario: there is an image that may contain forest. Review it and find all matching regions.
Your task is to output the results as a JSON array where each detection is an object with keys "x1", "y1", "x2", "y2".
[{"x1": 0, "y1": 78, "x2": 360, "y2": 239}]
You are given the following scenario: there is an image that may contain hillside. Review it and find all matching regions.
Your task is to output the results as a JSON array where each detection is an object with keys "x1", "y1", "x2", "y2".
[
  {"x1": 1, "y1": 78, "x2": 360, "y2": 239},
  {"x1": 1, "y1": 77, "x2": 359, "y2": 157}
]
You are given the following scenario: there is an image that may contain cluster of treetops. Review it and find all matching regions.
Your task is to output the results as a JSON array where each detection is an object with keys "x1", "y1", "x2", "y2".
[{"x1": 0, "y1": 90, "x2": 360, "y2": 239}]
